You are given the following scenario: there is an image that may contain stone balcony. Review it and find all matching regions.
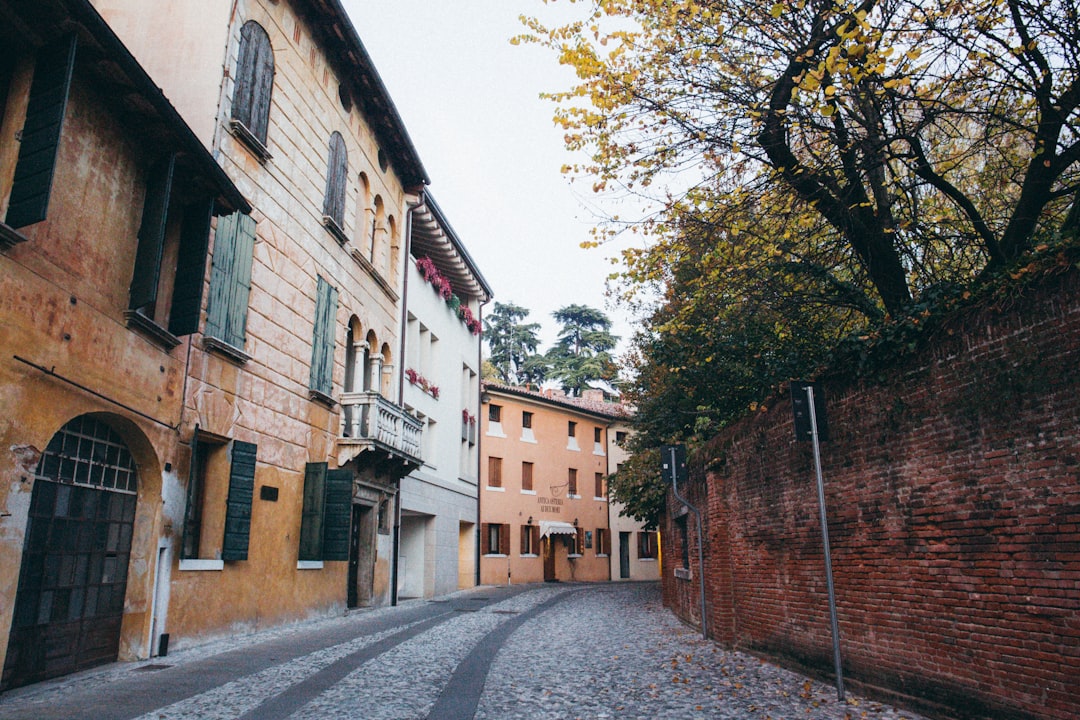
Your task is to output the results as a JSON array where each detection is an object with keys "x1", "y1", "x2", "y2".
[{"x1": 337, "y1": 391, "x2": 423, "y2": 473}]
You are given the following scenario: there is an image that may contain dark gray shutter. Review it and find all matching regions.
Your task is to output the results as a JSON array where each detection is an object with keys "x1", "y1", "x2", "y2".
[
  {"x1": 129, "y1": 154, "x2": 176, "y2": 314},
  {"x1": 299, "y1": 462, "x2": 326, "y2": 561},
  {"x1": 206, "y1": 212, "x2": 255, "y2": 347},
  {"x1": 310, "y1": 276, "x2": 338, "y2": 395},
  {"x1": 168, "y1": 199, "x2": 213, "y2": 336},
  {"x1": 221, "y1": 440, "x2": 257, "y2": 561},
  {"x1": 323, "y1": 132, "x2": 347, "y2": 226},
  {"x1": 232, "y1": 21, "x2": 273, "y2": 145},
  {"x1": 6, "y1": 34, "x2": 76, "y2": 229},
  {"x1": 181, "y1": 426, "x2": 202, "y2": 559},
  {"x1": 322, "y1": 468, "x2": 352, "y2": 561}
]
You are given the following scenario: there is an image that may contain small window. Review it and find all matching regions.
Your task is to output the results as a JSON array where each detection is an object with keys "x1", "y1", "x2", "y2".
[
  {"x1": 489, "y1": 404, "x2": 502, "y2": 422},
  {"x1": 596, "y1": 528, "x2": 610, "y2": 556},
  {"x1": 568, "y1": 421, "x2": 577, "y2": 437},
  {"x1": 520, "y1": 524, "x2": 539, "y2": 555},
  {"x1": 594, "y1": 472, "x2": 606, "y2": 498},
  {"x1": 616, "y1": 431, "x2": 628, "y2": 446},
  {"x1": 488, "y1": 456, "x2": 503, "y2": 488},
  {"x1": 378, "y1": 498, "x2": 392, "y2": 535},
  {"x1": 594, "y1": 427, "x2": 602, "y2": 443},
  {"x1": 522, "y1": 411, "x2": 533, "y2": 429},
  {"x1": 675, "y1": 515, "x2": 689, "y2": 569},
  {"x1": 638, "y1": 531, "x2": 657, "y2": 560},
  {"x1": 231, "y1": 21, "x2": 274, "y2": 150},
  {"x1": 568, "y1": 468, "x2": 578, "y2": 496},
  {"x1": 521, "y1": 461, "x2": 534, "y2": 491},
  {"x1": 182, "y1": 432, "x2": 257, "y2": 562},
  {"x1": 483, "y1": 522, "x2": 509, "y2": 555}
]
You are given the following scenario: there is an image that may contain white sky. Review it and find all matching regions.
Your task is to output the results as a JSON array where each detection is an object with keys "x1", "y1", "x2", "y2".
[{"x1": 341, "y1": 0, "x2": 636, "y2": 353}]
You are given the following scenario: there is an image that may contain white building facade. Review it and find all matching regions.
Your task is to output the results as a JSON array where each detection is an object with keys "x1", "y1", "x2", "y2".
[{"x1": 608, "y1": 420, "x2": 661, "y2": 581}]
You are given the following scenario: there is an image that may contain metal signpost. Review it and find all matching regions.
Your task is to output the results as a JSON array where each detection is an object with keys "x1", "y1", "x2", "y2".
[
  {"x1": 791, "y1": 381, "x2": 845, "y2": 701},
  {"x1": 661, "y1": 444, "x2": 707, "y2": 639}
]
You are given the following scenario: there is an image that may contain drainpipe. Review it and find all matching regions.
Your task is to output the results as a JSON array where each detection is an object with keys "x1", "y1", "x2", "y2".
[{"x1": 668, "y1": 446, "x2": 707, "y2": 639}]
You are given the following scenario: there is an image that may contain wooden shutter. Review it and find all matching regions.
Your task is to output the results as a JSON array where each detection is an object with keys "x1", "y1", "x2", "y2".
[
  {"x1": 221, "y1": 440, "x2": 257, "y2": 561},
  {"x1": 168, "y1": 199, "x2": 213, "y2": 336},
  {"x1": 322, "y1": 468, "x2": 352, "y2": 561},
  {"x1": 181, "y1": 427, "x2": 202, "y2": 559},
  {"x1": 129, "y1": 154, "x2": 175, "y2": 313},
  {"x1": 602, "y1": 529, "x2": 611, "y2": 556},
  {"x1": 323, "y1": 132, "x2": 347, "y2": 226},
  {"x1": 299, "y1": 462, "x2": 327, "y2": 561},
  {"x1": 519, "y1": 525, "x2": 528, "y2": 555},
  {"x1": 206, "y1": 212, "x2": 256, "y2": 347},
  {"x1": 310, "y1": 276, "x2": 338, "y2": 395},
  {"x1": 233, "y1": 21, "x2": 273, "y2": 144},
  {"x1": 499, "y1": 524, "x2": 511, "y2": 556},
  {"x1": 481, "y1": 523, "x2": 491, "y2": 554},
  {"x1": 6, "y1": 34, "x2": 76, "y2": 229}
]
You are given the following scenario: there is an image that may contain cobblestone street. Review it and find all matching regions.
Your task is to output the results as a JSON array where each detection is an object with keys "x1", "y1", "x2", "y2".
[{"x1": 0, "y1": 582, "x2": 929, "y2": 720}]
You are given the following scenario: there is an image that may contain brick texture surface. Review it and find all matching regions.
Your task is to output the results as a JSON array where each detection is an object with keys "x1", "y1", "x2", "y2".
[{"x1": 663, "y1": 269, "x2": 1080, "y2": 720}]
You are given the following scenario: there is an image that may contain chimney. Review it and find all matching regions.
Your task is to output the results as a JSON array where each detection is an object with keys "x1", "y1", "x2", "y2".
[{"x1": 583, "y1": 389, "x2": 604, "y2": 403}]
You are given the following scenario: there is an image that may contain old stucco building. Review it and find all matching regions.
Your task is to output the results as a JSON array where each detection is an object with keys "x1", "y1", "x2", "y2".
[
  {"x1": 479, "y1": 383, "x2": 630, "y2": 586},
  {"x1": 0, "y1": 0, "x2": 249, "y2": 689},
  {"x1": 606, "y1": 420, "x2": 661, "y2": 582}
]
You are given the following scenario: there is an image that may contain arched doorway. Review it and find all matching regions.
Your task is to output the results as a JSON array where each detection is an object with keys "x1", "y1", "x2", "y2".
[{"x1": 2, "y1": 416, "x2": 139, "y2": 690}]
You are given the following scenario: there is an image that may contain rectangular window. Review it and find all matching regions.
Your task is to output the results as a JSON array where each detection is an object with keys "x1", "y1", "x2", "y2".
[
  {"x1": 595, "y1": 472, "x2": 606, "y2": 499},
  {"x1": 567, "y1": 468, "x2": 578, "y2": 496},
  {"x1": 594, "y1": 427, "x2": 602, "y2": 443},
  {"x1": 489, "y1": 404, "x2": 502, "y2": 422},
  {"x1": 487, "y1": 456, "x2": 503, "y2": 488},
  {"x1": 520, "y1": 524, "x2": 539, "y2": 555},
  {"x1": 596, "y1": 528, "x2": 610, "y2": 556},
  {"x1": 521, "y1": 461, "x2": 533, "y2": 491},
  {"x1": 616, "y1": 431, "x2": 628, "y2": 446},
  {"x1": 205, "y1": 212, "x2": 256, "y2": 350},
  {"x1": 310, "y1": 275, "x2": 338, "y2": 399},
  {"x1": 568, "y1": 421, "x2": 577, "y2": 438},
  {"x1": 638, "y1": 531, "x2": 657, "y2": 560},
  {"x1": 522, "y1": 411, "x2": 533, "y2": 428},
  {"x1": 181, "y1": 431, "x2": 256, "y2": 562},
  {"x1": 483, "y1": 523, "x2": 509, "y2": 555},
  {"x1": 675, "y1": 515, "x2": 690, "y2": 569},
  {"x1": 299, "y1": 462, "x2": 352, "y2": 561}
]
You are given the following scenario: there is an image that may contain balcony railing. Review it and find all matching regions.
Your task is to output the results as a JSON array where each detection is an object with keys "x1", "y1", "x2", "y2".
[{"x1": 339, "y1": 391, "x2": 423, "y2": 465}]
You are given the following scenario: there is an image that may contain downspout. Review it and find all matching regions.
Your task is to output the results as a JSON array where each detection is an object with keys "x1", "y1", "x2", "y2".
[
  {"x1": 475, "y1": 300, "x2": 489, "y2": 588},
  {"x1": 391, "y1": 191, "x2": 421, "y2": 606}
]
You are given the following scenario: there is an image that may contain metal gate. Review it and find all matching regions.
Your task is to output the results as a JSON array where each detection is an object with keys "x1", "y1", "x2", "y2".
[{"x1": 2, "y1": 416, "x2": 138, "y2": 690}]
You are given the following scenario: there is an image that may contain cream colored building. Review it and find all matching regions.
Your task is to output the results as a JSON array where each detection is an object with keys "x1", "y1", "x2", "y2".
[
  {"x1": 607, "y1": 420, "x2": 661, "y2": 581},
  {"x1": 87, "y1": 0, "x2": 435, "y2": 649},
  {"x1": 479, "y1": 383, "x2": 630, "y2": 586}
]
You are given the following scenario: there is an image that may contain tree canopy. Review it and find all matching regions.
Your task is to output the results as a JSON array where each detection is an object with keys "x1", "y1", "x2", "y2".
[
  {"x1": 545, "y1": 304, "x2": 619, "y2": 396},
  {"x1": 483, "y1": 302, "x2": 544, "y2": 386}
]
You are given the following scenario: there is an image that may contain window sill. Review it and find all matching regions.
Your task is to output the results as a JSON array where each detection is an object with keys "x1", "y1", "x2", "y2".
[
  {"x1": 566, "y1": 443, "x2": 580, "y2": 452},
  {"x1": 483, "y1": 553, "x2": 506, "y2": 558},
  {"x1": 348, "y1": 247, "x2": 398, "y2": 302},
  {"x1": 179, "y1": 559, "x2": 224, "y2": 572},
  {"x1": 594, "y1": 496, "x2": 608, "y2": 502},
  {"x1": 674, "y1": 567, "x2": 692, "y2": 581},
  {"x1": 568, "y1": 493, "x2": 581, "y2": 500},
  {"x1": 125, "y1": 310, "x2": 181, "y2": 350},
  {"x1": 519, "y1": 437, "x2": 537, "y2": 444},
  {"x1": 485, "y1": 485, "x2": 505, "y2": 492},
  {"x1": 297, "y1": 560, "x2": 324, "y2": 570},
  {"x1": 520, "y1": 489, "x2": 537, "y2": 495},
  {"x1": 597, "y1": 553, "x2": 609, "y2": 558},
  {"x1": 323, "y1": 215, "x2": 349, "y2": 244},
  {"x1": 639, "y1": 557, "x2": 657, "y2": 562},
  {"x1": 568, "y1": 553, "x2": 583, "y2": 559},
  {"x1": 0, "y1": 220, "x2": 29, "y2": 250},
  {"x1": 309, "y1": 388, "x2": 336, "y2": 409},
  {"x1": 203, "y1": 335, "x2": 251, "y2": 364},
  {"x1": 230, "y1": 119, "x2": 272, "y2": 163},
  {"x1": 521, "y1": 553, "x2": 539, "y2": 558}
]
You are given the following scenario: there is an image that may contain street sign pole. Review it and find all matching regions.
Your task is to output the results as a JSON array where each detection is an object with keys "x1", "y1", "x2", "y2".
[{"x1": 805, "y1": 384, "x2": 845, "y2": 702}]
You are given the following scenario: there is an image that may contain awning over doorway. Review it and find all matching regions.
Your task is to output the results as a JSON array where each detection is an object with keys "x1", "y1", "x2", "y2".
[{"x1": 539, "y1": 521, "x2": 578, "y2": 538}]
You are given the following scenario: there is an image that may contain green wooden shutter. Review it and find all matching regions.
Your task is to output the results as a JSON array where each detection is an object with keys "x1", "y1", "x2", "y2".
[
  {"x1": 206, "y1": 212, "x2": 255, "y2": 347},
  {"x1": 322, "y1": 468, "x2": 352, "y2": 561},
  {"x1": 129, "y1": 154, "x2": 176, "y2": 314},
  {"x1": 6, "y1": 35, "x2": 76, "y2": 229},
  {"x1": 168, "y1": 199, "x2": 213, "y2": 336},
  {"x1": 298, "y1": 462, "x2": 327, "y2": 561},
  {"x1": 310, "y1": 276, "x2": 337, "y2": 395},
  {"x1": 233, "y1": 21, "x2": 273, "y2": 145},
  {"x1": 221, "y1": 440, "x2": 257, "y2": 561}
]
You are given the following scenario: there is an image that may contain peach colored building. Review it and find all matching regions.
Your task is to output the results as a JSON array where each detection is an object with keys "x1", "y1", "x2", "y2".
[{"x1": 479, "y1": 383, "x2": 630, "y2": 585}]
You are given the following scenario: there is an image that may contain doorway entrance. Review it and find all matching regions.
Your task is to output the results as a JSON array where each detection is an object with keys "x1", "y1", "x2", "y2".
[
  {"x1": 619, "y1": 531, "x2": 631, "y2": 579},
  {"x1": 542, "y1": 536, "x2": 556, "y2": 581},
  {"x1": 2, "y1": 416, "x2": 139, "y2": 690},
  {"x1": 347, "y1": 503, "x2": 376, "y2": 608}
]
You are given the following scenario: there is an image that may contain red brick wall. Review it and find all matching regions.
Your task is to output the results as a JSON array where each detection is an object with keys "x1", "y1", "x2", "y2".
[{"x1": 662, "y1": 269, "x2": 1080, "y2": 720}]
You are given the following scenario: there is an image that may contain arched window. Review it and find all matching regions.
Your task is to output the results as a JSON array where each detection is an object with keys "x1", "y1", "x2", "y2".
[
  {"x1": 323, "y1": 132, "x2": 348, "y2": 234},
  {"x1": 231, "y1": 21, "x2": 274, "y2": 150}
]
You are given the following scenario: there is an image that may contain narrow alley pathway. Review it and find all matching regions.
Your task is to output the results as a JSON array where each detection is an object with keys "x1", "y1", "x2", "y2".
[{"x1": 0, "y1": 582, "x2": 928, "y2": 720}]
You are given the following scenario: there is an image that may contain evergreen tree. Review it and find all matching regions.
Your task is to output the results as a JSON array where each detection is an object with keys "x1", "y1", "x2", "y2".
[
  {"x1": 483, "y1": 302, "x2": 543, "y2": 385},
  {"x1": 545, "y1": 304, "x2": 618, "y2": 396}
]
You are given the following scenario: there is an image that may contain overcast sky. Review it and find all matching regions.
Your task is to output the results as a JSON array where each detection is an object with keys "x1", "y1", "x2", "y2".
[{"x1": 341, "y1": 0, "x2": 636, "y2": 353}]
